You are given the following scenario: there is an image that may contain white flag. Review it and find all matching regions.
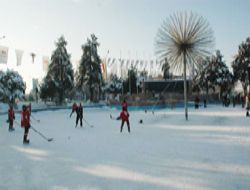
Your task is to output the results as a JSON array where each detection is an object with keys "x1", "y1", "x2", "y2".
[
  {"x1": 121, "y1": 59, "x2": 124, "y2": 67},
  {"x1": 107, "y1": 57, "x2": 111, "y2": 66},
  {"x1": 150, "y1": 60, "x2": 154, "y2": 67},
  {"x1": 111, "y1": 58, "x2": 116, "y2": 66},
  {"x1": 140, "y1": 60, "x2": 143, "y2": 67},
  {"x1": 126, "y1": 59, "x2": 130, "y2": 67},
  {"x1": 15, "y1": 49, "x2": 23, "y2": 66},
  {"x1": 0, "y1": 46, "x2": 8, "y2": 64},
  {"x1": 42, "y1": 56, "x2": 49, "y2": 72}
]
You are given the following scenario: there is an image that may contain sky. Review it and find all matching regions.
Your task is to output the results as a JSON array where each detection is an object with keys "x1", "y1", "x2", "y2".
[{"x1": 0, "y1": 0, "x2": 250, "y2": 91}]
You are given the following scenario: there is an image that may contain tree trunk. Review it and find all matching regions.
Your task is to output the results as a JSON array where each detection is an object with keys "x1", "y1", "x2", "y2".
[{"x1": 183, "y1": 54, "x2": 188, "y2": 120}]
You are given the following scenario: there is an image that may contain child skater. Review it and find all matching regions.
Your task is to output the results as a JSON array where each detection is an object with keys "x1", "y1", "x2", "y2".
[
  {"x1": 21, "y1": 105, "x2": 31, "y2": 144},
  {"x1": 8, "y1": 104, "x2": 15, "y2": 131},
  {"x1": 76, "y1": 103, "x2": 83, "y2": 127},
  {"x1": 117, "y1": 107, "x2": 130, "y2": 133}
]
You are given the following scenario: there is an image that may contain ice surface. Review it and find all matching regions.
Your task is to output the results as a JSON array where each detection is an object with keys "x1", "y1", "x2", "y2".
[{"x1": 0, "y1": 105, "x2": 250, "y2": 190}]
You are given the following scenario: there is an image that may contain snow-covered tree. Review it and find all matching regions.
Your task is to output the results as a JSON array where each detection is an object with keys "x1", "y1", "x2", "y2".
[
  {"x1": 139, "y1": 69, "x2": 148, "y2": 79},
  {"x1": 194, "y1": 51, "x2": 233, "y2": 100},
  {"x1": 40, "y1": 36, "x2": 74, "y2": 104},
  {"x1": 124, "y1": 65, "x2": 138, "y2": 94},
  {"x1": 76, "y1": 34, "x2": 103, "y2": 102},
  {"x1": 40, "y1": 75, "x2": 57, "y2": 102},
  {"x1": 0, "y1": 70, "x2": 26, "y2": 104},
  {"x1": 210, "y1": 51, "x2": 233, "y2": 97},
  {"x1": 105, "y1": 74, "x2": 123, "y2": 94},
  {"x1": 192, "y1": 57, "x2": 214, "y2": 96},
  {"x1": 232, "y1": 37, "x2": 250, "y2": 96}
]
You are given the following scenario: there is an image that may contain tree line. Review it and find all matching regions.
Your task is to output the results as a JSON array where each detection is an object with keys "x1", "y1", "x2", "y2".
[
  {"x1": 1, "y1": 36, "x2": 250, "y2": 105},
  {"x1": 40, "y1": 34, "x2": 103, "y2": 104}
]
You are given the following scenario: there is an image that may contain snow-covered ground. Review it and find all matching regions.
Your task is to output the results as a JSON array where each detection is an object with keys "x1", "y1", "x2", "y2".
[{"x1": 0, "y1": 105, "x2": 250, "y2": 190}]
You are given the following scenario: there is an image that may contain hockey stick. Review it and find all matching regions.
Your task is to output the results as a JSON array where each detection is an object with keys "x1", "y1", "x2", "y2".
[
  {"x1": 110, "y1": 114, "x2": 118, "y2": 120},
  {"x1": 31, "y1": 115, "x2": 40, "y2": 123},
  {"x1": 83, "y1": 118, "x2": 94, "y2": 127},
  {"x1": 30, "y1": 126, "x2": 53, "y2": 142},
  {"x1": 14, "y1": 121, "x2": 53, "y2": 142}
]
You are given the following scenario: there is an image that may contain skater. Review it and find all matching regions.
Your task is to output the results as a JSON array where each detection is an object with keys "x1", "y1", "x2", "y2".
[
  {"x1": 8, "y1": 104, "x2": 15, "y2": 131},
  {"x1": 70, "y1": 102, "x2": 78, "y2": 117},
  {"x1": 241, "y1": 95, "x2": 245, "y2": 108},
  {"x1": 203, "y1": 99, "x2": 207, "y2": 108},
  {"x1": 117, "y1": 107, "x2": 130, "y2": 133},
  {"x1": 195, "y1": 96, "x2": 199, "y2": 109},
  {"x1": 232, "y1": 96, "x2": 236, "y2": 108},
  {"x1": 76, "y1": 103, "x2": 83, "y2": 127},
  {"x1": 21, "y1": 105, "x2": 31, "y2": 144},
  {"x1": 246, "y1": 94, "x2": 250, "y2": 117},
  {"x1": 122, "y1": 98, "x2": 128, "y2": 111}
]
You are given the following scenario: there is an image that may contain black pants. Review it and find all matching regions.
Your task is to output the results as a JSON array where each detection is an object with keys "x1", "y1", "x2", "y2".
[
  {"x1": 120, "y1": 120, "x2": 130, "y2": 133},
  {"x1": 76, "y1": 116, "x2": 83, "y2": 127},
  {"x1": 9, "y1": 119, "x2": 14, "y2": 130},
  {"x1": 23, "y1": 126, "x2": 30, "y2": 141}
]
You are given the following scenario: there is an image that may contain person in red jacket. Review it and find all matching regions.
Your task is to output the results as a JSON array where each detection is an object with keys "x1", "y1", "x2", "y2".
[
  {"x1": 8, "y1": 104, "x2": 15, "y2": 131},
  {"x1": 70, "y1": 102, "x2": 78, "y2": 117},
  {"x1": 21, "y1": 105, "x2": 31, "y2": 144},
  {"x1": 117, "y1": 107, "x2": 130, "y2": 133}
]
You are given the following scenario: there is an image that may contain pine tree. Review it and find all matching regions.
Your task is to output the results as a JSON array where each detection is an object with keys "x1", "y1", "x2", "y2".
[
  {"x1": 76, "y1": 34, "x2": 103, "y2": 102},
  {"x1": 105, "y1": 74, "x2": 122, "y2": 94},
  {"x1": 194, "y1": 51, "x2": 233, "y2": 101},
  {"x1": 124, "y1": 65, "x2": 138, "y2": 94},
  {"x1": 40, "y1": 36, "x2": 74, "y2": 104},
  {"x1": 0, "y1": 70, "x2": 26, "y2": 104},
  {"x1": 232, "y1": 37, "x2": 250, "y2": 96},
  {"x1": 210, "y1": 51, "x2": 233, "y2": 98},
  {"x1": 40, "y1": 75, "x2": 57, "y2": 102},
  {"x1": 193, "y1": 57, "x2": 215, "y2": 97}
]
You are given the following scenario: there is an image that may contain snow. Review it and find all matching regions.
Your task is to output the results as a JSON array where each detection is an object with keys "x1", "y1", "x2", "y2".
[{"x1": 0, "y1": 105, "x2": 250, "y2": 190}]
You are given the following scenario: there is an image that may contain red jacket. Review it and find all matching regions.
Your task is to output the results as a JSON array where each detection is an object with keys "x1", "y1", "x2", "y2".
[
  {"x1": 72, "y1": 103, "x2": 78, "y2": 112},
  {"x1": 21, "y1": 110, "x2": 30, "y2": 127},
  {"x1": 8, "y1": 109, "x2": 15, "y2": 121},
  {"x1": 120, "y1": 110, "x2": 129, "y2": 121}
]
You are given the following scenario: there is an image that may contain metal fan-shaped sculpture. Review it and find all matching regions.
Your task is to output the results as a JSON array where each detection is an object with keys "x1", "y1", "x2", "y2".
[{"x1": 155, "y1": 12, "x2": 214, "y2": 120}]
